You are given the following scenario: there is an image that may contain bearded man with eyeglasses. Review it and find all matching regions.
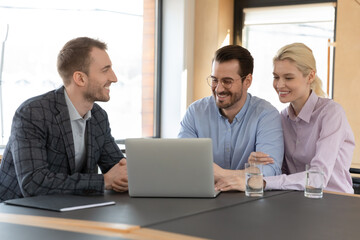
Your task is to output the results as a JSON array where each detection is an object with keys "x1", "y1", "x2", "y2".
[{"x1": 178, "y1": 45, "x2": 284, "y2": 192}]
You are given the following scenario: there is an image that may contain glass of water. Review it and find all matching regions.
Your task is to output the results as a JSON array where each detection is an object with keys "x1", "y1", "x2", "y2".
[
  {"x1": 245, "y1": 163, "x2": 263, "y2": 197},
  {"x1": 305, "y1": 164, "x2": 324, "y2": 199}
]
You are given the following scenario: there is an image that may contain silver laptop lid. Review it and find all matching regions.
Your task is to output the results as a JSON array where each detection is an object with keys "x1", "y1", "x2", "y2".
[{"x1": 125, "y1": 138, "x2": 220, "y2": 198}]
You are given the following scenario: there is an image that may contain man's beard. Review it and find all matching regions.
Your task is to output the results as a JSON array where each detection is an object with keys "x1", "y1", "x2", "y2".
[
  {"x1": 84, "y1": 86, "x2": 110, "y2": 103},
  {"x1": 213, "y1": 88, "x2": 243, "y2": 110}
]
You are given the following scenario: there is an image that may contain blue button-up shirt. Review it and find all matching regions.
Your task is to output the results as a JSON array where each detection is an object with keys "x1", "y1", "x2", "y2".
[{"x1": 178, "y1": 93, "x2": 283, "y2": 177}]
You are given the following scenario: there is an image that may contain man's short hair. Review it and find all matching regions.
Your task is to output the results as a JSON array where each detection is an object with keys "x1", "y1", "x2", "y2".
[
  {"x1": 214, "y1": 45, "x2": 254, "y2": 80},
  {"x1": 57, "y1": 37, "x2": 107, "y2": 86}
]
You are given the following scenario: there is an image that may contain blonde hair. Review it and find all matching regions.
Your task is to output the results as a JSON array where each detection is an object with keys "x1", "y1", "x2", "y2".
[{"x1": 273, "y1": 43, "x2": 327, "y2": 98}]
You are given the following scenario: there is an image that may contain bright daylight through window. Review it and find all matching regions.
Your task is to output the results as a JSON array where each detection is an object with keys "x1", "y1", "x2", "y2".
[
  {"x1": 242, "y1": 3, "x2": 335, "y2": 111},
  {"x1": 0, "y1": 0, "x2": 156, "y2": 146}
]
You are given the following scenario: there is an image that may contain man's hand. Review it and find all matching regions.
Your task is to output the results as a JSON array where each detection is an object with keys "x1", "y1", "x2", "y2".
[
  {"x1": 248, "y1": 152, "x2": 274, "y2": 165},
  {"x1": 213, "y1": 163, "x2": 246, "y2": 192},
  {"x1": 103, "y1": 158, "x2": 128, "y2": 192}
]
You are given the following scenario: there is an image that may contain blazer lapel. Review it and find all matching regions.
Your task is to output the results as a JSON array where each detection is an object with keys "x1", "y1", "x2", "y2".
[
  {"x1": 54, "y1": 87, "x2": 76, "y2": 174},
  {"x1": 84, "y1": 119, "x2": 97, "y2": 174}
]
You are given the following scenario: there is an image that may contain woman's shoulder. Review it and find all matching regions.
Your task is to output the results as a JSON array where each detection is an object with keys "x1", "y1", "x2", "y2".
[{"x1": 315, "y1": 97, "x2": 345, "y2": 116}]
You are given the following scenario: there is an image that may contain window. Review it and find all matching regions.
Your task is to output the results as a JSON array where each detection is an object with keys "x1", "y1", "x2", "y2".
[
  {"x1": 0, "y1": 0, "x2": 158, "y2": 146},
  {"x1": 240, "y1": 3, "x2": 335, "y2": 111}
]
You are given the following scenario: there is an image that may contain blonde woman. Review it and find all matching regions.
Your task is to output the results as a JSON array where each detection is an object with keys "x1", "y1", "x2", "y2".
[{"x1": 249, "y1": 43, "x2": 355, "y2": 193}]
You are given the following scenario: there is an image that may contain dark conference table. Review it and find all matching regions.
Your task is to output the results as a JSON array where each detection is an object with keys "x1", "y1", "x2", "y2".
[{"x1": 0, "y1": 190, "x2": 359, "y2": 240}]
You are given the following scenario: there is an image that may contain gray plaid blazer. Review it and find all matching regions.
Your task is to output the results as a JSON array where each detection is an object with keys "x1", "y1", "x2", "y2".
[{"x1": 0, "y1": 86, "x2": 124, "y2": 201}]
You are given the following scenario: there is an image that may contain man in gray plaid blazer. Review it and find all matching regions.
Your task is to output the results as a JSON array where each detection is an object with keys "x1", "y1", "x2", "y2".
[{"x1": 0, "y1": 37, "x2": 128, "y2": 201}]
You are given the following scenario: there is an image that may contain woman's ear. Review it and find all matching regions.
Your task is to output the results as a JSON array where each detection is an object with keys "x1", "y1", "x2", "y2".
[
  {"x1": 73, "y1": 71, "x2": 87, "y2": 87},
  {"x1": 308, "y1": 70, "x2": 316, "y2": 84}
]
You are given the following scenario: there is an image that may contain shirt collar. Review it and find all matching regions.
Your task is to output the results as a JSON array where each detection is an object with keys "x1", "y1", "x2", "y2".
[
  {"x1": 287, "y1": 90, "x2": 318, "y2": 123},
  {"x1": 64, "y1": 89, "x2": 91, "y2": 121}
]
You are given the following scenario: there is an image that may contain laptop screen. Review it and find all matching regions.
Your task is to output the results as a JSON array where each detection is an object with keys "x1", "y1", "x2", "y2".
[{"x1": 125, "y1": 138, "x2": 220, "y2": 198}]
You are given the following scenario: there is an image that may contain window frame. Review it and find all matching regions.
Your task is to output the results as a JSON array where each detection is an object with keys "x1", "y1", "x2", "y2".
[{"x1": 233, "y1": 0, "x2": 337, "y2": 99}]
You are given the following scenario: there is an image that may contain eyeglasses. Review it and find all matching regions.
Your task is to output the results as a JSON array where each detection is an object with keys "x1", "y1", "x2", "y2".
[{"x1": 206, "y1": 75, "x2": 247, "y2": 89}]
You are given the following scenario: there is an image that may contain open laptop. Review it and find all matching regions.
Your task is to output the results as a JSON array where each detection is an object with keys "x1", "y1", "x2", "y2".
[{"x1": 125, "y1": 138, "x2": 220, "y2": 198}]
